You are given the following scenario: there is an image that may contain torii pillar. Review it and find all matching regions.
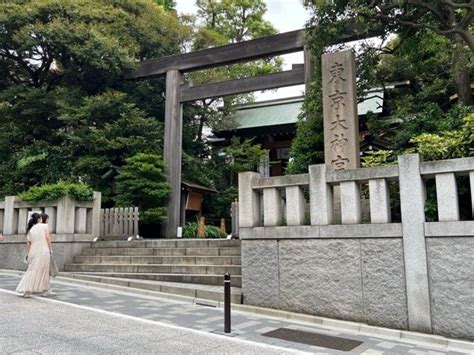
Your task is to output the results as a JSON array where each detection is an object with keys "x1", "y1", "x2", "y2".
[{"x1": 163, "y1": 69, "x2": 183, "y2": 238}]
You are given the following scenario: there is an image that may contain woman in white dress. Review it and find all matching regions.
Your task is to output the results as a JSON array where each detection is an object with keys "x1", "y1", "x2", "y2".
[{"x1": 16, "y1": 213, "x2": 52, "y2": 298}]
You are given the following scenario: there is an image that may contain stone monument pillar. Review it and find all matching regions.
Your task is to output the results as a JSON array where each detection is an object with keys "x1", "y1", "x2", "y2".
[{"x1": 322, "y1": 50, "x2": 360, "y2": 170}]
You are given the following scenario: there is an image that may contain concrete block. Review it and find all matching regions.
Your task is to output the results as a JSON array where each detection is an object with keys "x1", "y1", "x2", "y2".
[
  {"x1": 278, "y1": 239, "x2": 364, "y2": 322},
  {"x1": 398, "y1": 154, "x2": 432, "y2": 333},
  {"x1": 400, "y1": 331, "x2": 448, "y2": 347},
  {"x1": 75, "y1": 208, "x2": 87, "y2": 234},
  {"x1": 44, "y1": 207, "x2": 56, "y2": 234},
  {"x1": 361, "y1": 239, "x2": 408, "y2": 329},
  {"x1": 3, "y1": 196, "x2": 18, "y2": 235},
  {"x1": 369, "y1": 178, "x2": 391, "y2": 223},
  {"x1": 17, "y1": 208, "x2": 28, "y2": 235},
  {"x1": 340, "y1": 181, "x2": 361, "y2": 224},
  {"x1": 241, "y1": 240, "x2": 280, "y2": 309},
  {"x1": 435, "y1": 173, "x2": 460, "y2": 221},
  {"x1": 91, "y1": 192, "x2": 101, "y2": 238},
  {"x1": 424, "y1": 221, "x2": 474, "y2": 237},
  {"x1": 309, "y1": 164, "x2": 333, "y2": 225},
  {"x1": 56, "y1": 195, "x2": 75, "y2": 234},
  {"x1": 238, "y1": 172, "x2": 261, "y2": 227},
  {"x1": 426, "y1": 237, "x2": 474, "y2": 340},
  {"x1": 319, "y1": 223, "x2": 402, "y2": 239},
  {"x1": 285, "y1": 186, "x2": 305, "y2": 226},
  {"x1": 321, "y1": 318, "x2": 361, "y2": 332},
  {"x1": 263, "y1": 188, "x2": 282, "y2": 226},
  {"x1": 470, "y1": 172, "x2": 474, "y2": 219}
]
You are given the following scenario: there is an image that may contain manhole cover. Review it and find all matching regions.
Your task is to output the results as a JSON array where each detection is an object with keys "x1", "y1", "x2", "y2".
[{"x1": 262, "y1": 328, "x2": 363, "y2": 351}]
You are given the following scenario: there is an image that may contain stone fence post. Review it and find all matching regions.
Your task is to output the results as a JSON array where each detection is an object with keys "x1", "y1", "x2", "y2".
[
  {"x1": 238, "y1": 172, "x2": 261, "y2": 228},
  {"x1": 56, "y1": 195, "x2": 75, "y2": 234},
  {"x1": 309, "y1": 164, "x2": 333, "y2": 225},
  {"x1": 3, "y1": 196, "x2": 18, "y2": 235},
  {"x1": 91, "y1": 191, "x2": 102, "y2": 238},
  {"x1": 398, "y1": 154, "x2": 432, "y2": 333}
]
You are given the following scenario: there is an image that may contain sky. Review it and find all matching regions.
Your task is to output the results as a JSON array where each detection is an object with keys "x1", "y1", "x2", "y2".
[{"x1": 175, "y1": 0, "x2": 312, "y2": 101}]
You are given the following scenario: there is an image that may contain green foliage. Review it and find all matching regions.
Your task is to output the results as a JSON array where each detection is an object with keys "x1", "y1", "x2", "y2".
[
  {"x1": 408, "y1": 114, "x2": 474, "y2": 160},
  {"x1": 0, "y1": 0, "x2": 186, "y2": 200},
  {"x1": 361, "y1": 150, "x2": 396, "y2": 168},
  {"x1": 115, "y1": 153, "x2": 170, "y2": 224},
  {"x1": 286, "y1": 82, "x2": 325, "y2": 174},
  {"x1": 289, "y1": 2, "x2": 473, "y2": 173},
  {"x1": 201, "y1": 138, "x2": 267, "y2": 220},
  {"x1": 20, "y1": 182, "x2": 93, "y2": 202},
  {"x1": 0, "y1": 0, "x2": 184, "y2": 91},
  {"x1": 182, "y1": 222, "x2": 224, "y2": 239},
  {"x1": 182, "y1": 0, "x2": 281, "y2": 144},
  {"x1": 224, "y1": 137, "x2": 268, "y2": 174}
]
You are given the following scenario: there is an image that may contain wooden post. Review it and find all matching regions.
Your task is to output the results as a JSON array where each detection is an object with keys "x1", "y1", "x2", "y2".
[
  {"x1": 220, "y1": 218, "x2": 227, "y2": 236},
  {"x1": 163, "y1": 69, "x2": 183, "y2": 238},
  {"x1": 304, "y1": 45, "x2": 314, "y2": 94},
  {"x1": 197, "y1": 216, "x2": 206, "y2": 238}
]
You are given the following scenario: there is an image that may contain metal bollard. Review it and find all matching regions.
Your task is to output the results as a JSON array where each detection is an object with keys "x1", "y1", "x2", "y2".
[{"x1": 224, "y1": 272, "x2": 231, "y2": 333}]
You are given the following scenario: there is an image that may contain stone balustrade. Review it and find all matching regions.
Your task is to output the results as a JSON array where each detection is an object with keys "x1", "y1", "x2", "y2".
[
  {"x1": 239, "y1": 154, "x2": 474, "y2": 230},
  {"x1": 0, "y1": 192, "x2": 102, "y2": 271},
  {"x1": 0, "y1": 192, "x2": 102, "y2": 237},
  {"x1": 238, "y1": 154, "x2": 474, "y2": 340}
]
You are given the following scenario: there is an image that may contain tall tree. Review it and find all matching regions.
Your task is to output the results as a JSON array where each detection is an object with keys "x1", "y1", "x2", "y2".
[
  {"x1": 288, "y1": 0, "x2": 473, "y2": 174},
  {"x1": 304, "y1": 0, "x2": 473, "y2": 104},
  {"x1": 0, "y1": 0, "x2": 186, "y2": 199},
  {"x1": 184, "y1": 0, "x2": 282, "y2": 143}
]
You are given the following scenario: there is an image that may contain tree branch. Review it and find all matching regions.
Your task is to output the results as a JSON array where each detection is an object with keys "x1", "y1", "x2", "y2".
[
  {"x1": 409, "y1": 0, "x2": 451, "y2": 27},
  {"x1": 439, "y1": 0, "x2": 473, "y2": 10}
]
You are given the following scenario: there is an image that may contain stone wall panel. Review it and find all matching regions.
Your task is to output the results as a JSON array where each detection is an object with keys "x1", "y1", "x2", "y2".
[
  {"x1": 241, "y1": 240, "x2": 280, "y2": 308},
  {"x1": 361, "y1": 238, "x2": 408, "y2": 329},
  {"x1": 279, "y1": 239, "x2": 364, "y2": 322},
  {"x1": 427, "y1": 237, "x2": 474, "y2": 340}
]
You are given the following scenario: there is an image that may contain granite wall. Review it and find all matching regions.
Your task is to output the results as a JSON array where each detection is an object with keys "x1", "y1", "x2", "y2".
[
  {"x1": 242, "y1": 238, "x2": 408, "y2": 329},
  {"x1": 242, "y1": 236, "x2": 473, "y2": 340},
  {"x1": 0, "y1": 234, "x2": 92, "y2": 271},
  {"x1": 426, "y1": 237, "x2": 474, "y2": 340}
]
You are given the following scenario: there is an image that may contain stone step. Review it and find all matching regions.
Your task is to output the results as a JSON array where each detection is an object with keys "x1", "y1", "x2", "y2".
[
  {"x1": 64, "y1": 263, "x2": 242, "y2": 275},
  {"x1": 73, "y1": 255, "x2": 242, "y2": 266},
  {"x1": 81, "y1": 247, "x2": 241, "y2": 257},
  {"x1": 59, "y1": 273, "x2": 242, "y2": 303},
  {"x1": 65, "y1": 272, "x2": 242, "y2": 287},
  {"x1": 92, "y1": 239, "x2": 241, "y2": 249}
]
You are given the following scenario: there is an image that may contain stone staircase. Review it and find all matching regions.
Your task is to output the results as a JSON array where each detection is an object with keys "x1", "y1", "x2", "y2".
[{"x1": 61, "y1": 239, "x2": 242, "y2": 303}]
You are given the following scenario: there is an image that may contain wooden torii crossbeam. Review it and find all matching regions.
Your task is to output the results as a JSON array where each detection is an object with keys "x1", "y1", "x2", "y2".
[{"x1": 125, "y1": 26, "x2": 372, "y2": 238}]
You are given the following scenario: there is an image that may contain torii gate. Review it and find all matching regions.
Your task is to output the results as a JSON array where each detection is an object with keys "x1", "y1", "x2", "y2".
[{"x1": 125, "y1": 26, "x2": 370, "y2": 238}]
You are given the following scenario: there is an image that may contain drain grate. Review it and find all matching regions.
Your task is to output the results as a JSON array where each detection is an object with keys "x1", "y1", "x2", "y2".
[{"x1": 262, "y1": 328, "x2": 363, "y2": 351}]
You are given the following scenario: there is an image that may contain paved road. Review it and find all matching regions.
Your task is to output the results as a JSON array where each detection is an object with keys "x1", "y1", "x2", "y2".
[
  {"x1": 0, "y1": 291, "x2": 295, "y2": 354},
  {"x1": 0, "y1": 272, "x2": 472, "y2": 354}
]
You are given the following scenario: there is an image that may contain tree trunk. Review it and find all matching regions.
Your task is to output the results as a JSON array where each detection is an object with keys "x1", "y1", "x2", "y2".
[{"x1": 452, "y1": 39, "x2": 472, "y2": 106}]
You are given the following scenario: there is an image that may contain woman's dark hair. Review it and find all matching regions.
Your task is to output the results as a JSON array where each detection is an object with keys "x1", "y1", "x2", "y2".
[
  {"x1": 41, "y1": 213, "x2": 49, "y2": 223},
  {"x1": 27, "y1": 213, "x2": 41, "y2": 233}
]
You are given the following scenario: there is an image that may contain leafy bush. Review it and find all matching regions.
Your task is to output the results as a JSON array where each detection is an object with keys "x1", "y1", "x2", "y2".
[
  {"x1": 182, "y1": 222, "x2": 224, "y2": 239},
  {"x1": 19, "y1": 182, "x2": 93, "y2": 202},
  {"x1": 361, "y1": 150, "x2": 396, "y2": 168},
  {"x1": 407, "y1": 114, "x2": 473, "y2": 160},
  {"x1": 115, "y1": 153, "x2": 170, "y2": 224}
]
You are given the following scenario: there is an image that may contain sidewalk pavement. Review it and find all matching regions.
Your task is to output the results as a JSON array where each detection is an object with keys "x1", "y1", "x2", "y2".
[{"x1": 1, "y1": 272, "x2": 472, "y2": 354}]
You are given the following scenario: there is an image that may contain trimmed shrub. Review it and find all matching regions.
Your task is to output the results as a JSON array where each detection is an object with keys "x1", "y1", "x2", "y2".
[{"x1": 19, "y1": 182, "x2": 94, "y2": 202}]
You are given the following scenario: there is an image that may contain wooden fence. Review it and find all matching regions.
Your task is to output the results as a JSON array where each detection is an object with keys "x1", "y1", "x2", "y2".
[{"x1": 100, "y1": 207, "x2": 139, "y2": 238}]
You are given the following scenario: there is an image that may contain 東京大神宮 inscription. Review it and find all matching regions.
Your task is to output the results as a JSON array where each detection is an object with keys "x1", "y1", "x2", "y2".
[{"x1": 322, "y1": 50, "x2": 359, "y2": 171}]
